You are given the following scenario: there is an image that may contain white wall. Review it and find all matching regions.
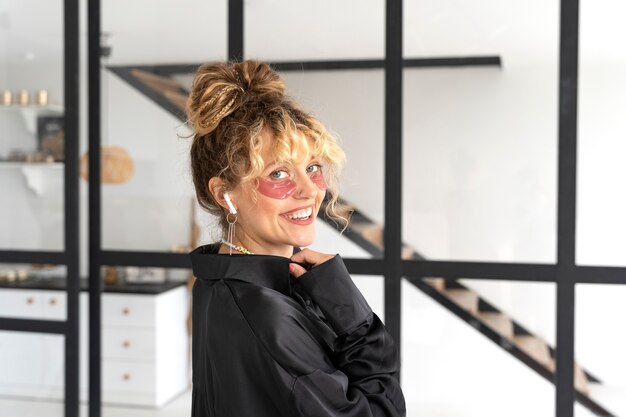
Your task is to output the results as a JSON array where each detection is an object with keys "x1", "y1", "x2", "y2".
[{"x1": 98, "y1": 72, "x2": 195, "y2": 251}]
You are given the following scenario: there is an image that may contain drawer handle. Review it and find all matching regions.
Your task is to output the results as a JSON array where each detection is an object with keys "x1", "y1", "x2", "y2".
[
  {"x1": 122, "y1": 308, "x2": 130, "y2": 316},
  {"x1": 26, "y1": 297, "x2": 35, "y2": 305},
  {"x1": 122, "y1": 340, "x2": 131, "y2": 349},
  {"x1": 122, "y1": 373, "x2": 131, "y2": 381},
  {"x1": 49, "y1": 298, "x2": 57, "y2": 306}
]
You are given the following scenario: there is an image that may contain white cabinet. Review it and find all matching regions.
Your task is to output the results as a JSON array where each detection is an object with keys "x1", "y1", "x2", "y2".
[
  {"x1": 93, "y1": 288, "x2": 190, "y2": 407},
  {"x1": 0, "y1": 289, "x2": 65, "y2": 397},
  {"x1": 0, "y1": 285, "x2": 189, "y2": 407},
  {"x1": 0, "y1": 330, "x2": 47, "y2": 393}
]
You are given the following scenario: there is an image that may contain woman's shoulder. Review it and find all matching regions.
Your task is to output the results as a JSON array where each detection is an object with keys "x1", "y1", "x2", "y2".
[
  {"x1": 226, "y1": 280, "x2": 336, "y2": 375},
  {"x1": 225, "y1": 276, "x2": 300, "y2": 313}
]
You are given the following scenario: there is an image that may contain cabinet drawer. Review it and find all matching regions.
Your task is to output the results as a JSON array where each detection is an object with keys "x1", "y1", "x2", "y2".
[
  {"x1": 42, "y1": 292, "x2": 66, "y2": 320},
  {"x1": 102, "y1": 294, "x2": 154, "y2": 327},
  {"x1": 103, "y1": 360, "x2": 155, "y2": 393},
  {"x1": 0, "y1": 289, "x2": 66, "y2": 320},
  {"x1": 102, "y1": 327, "x2": 155, "y2": 359},
  {"x1": 0, "y1": 290, "x2": 41, "y2": 319}
]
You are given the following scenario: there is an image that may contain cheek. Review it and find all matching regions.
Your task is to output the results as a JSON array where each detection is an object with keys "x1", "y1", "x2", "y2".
[
  {"x1": 257, "y1": 178, "x2": 297, "y2": 199},
  {"x1": 256, "y1": 198, "x2": 281, "y2": 222},
  {"x1": 309, "y1": 171, "x2": 327, "y2": 191}
]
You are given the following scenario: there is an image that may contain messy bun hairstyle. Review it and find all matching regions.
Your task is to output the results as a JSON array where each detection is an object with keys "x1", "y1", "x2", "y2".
[{"x1": 186, "y1": 60, "x2": 351, "y2": 234}]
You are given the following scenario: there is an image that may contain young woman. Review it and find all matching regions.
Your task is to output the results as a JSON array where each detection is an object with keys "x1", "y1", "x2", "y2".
[{"x1": 187, "y1": 60, "x2": 406, "y2": 417}]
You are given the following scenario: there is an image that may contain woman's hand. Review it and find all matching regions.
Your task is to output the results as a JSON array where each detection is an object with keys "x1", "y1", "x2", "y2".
[{"x1": 289, "y1": 248, "x2": 335, "y2": 278}]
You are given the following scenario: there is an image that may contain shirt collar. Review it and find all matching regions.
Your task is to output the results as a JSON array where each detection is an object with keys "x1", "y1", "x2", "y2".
[{"x1": 189, "y1": 242, "x2": 301, "y2": 296}]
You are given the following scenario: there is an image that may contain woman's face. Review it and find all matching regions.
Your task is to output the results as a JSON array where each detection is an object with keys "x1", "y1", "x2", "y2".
[{"x1": 230, "y1": 131, "x2": 327, "y2": 257}]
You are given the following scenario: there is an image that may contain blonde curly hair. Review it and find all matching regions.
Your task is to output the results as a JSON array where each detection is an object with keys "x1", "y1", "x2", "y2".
[{"x1": 186, "y1": 60, "x2": 351, "y2": 233}]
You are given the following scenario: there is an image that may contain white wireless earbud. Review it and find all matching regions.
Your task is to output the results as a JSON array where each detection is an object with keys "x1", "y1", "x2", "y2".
[{"x1": 223, "y1": 192, "x2": 237, "y2": 215}]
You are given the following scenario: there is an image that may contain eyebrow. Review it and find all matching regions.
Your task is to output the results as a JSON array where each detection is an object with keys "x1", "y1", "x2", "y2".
[{"x1": 265, "y1": 156, "x2": 320, "y2": 169}]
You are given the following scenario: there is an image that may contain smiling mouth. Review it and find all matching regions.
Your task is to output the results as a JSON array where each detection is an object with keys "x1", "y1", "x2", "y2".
[{"x1": 282, "y1": 206, "x2": 313, "y2": 220}]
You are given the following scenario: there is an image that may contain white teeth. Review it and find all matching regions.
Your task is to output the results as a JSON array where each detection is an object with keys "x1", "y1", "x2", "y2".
[{"x1": 285, "y1": 207, "x2": 313, "y2": 219}]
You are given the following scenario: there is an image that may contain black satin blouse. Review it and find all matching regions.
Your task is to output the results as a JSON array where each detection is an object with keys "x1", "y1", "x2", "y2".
[{"x1": 189, "y1": 242, "x2": 406, "y2": 417}]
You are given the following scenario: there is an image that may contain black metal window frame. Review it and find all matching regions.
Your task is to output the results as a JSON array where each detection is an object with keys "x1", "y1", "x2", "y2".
[
  {"x1": 81, "y1": 1, "x2": 622, "y2": 417},
  {"x1": 0, "y1": 1, "x2": 80, "y2": 417}
]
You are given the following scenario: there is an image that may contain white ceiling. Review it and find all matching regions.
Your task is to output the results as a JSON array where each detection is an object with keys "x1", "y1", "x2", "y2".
[
  {"x1": 0, "y1": 0, "x2": 624, "y2": 68},
  {"x1": 244, "y1": 0, "x2": 385, "y2": 61},
  {"x1": 101, "y1": 0, "x2": 227, "y2": 64},
  {"x1": 0, "y1": 0, "x2": 64, "y2": 65}
]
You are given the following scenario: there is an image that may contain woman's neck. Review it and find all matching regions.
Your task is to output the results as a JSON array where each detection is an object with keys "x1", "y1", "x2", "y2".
[{"x1": 219, "y1": 236, "x2": 293, "y2": 258}]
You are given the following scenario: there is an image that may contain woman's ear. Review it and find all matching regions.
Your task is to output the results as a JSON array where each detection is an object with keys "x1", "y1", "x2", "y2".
[{"x1": 208, "y1": 177, "x2": 230, "y2": 213}]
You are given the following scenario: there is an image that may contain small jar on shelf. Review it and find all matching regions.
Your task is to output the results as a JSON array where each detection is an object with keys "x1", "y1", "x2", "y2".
[{"x1": 1, "y1": 90, "x2": 12, "y2": 105}]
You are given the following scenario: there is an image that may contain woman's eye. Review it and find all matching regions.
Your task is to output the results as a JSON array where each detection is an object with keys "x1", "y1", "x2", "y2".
[
  {"x1": 270, "y1": 170, "x2": 288, "y2": 180},
  {"x1": 307, "y1": 164, "x2": 322, "y2": 173}
]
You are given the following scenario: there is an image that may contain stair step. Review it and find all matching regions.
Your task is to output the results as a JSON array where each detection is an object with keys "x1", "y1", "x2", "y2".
[
  {"x1": 575, "y1": 361, "x2": 590, "y2": 395},
  {"x1": 132, "y1": 69, "x2": 183, "y2": 94},
  {"x1": 361, "y1": 225, "x2": 383, "y2": 249},
  {"x1": 424, "y1": 277, "x2": 446, "y2": 292},
  {"x1": 476, "y1": 311, "x2": 514, "y2": 339},
  {"x1": 545, "y1": 359, "x2": 590, "y2": 395},
  {"x1": 513, "y1": 335, "x2": 552, "y2": 367},
  {"x1": 348, "y1": 224, "x2": 415, "y2": 258},
  {"x1": 164, "y1": 90, "x2": 188, "y2": 111},
  {"x1": 401, "y1": 246, "x2": 415, "y2": 260},
  {"x1": 443, "y1": 289, "x2": 479, "y2": 314},
  {"x1": 349, "y1": 224, "x2": 383, "y2": 248}
]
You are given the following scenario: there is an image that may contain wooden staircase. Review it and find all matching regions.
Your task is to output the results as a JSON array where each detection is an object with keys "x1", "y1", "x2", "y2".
[
  {"x1": 111, "y1": 65, "x2": 614, "y2": 417},
  {"x1": 425, "y1": 278, "x2": 590, "y2": 395},
  {"x1": 108, "y1": 66, "x2": 190, "y2": 121},
  {"x1": 333, "y1": 199, "x2": 608, "y2": 414}
]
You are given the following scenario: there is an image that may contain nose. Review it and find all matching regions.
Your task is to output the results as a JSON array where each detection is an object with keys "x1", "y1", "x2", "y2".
[{"x1": 294, "y1": 172, "x2": 318, "y2": 199}]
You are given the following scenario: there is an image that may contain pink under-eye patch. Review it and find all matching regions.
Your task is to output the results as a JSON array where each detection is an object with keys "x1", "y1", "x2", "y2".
[
  {"x1": 309, "y1": 170, "x2": 326, "y2": 190},
  {"x1": 257, "y1": 178, "x2": 297, "y2": 199}
]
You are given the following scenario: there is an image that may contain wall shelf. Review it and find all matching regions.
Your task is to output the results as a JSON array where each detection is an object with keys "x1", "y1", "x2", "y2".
[
  {"x1": 0, "y1": 104, "x2": 64, "y2": 134},
  {"x1": 0, "y1": 161, "x2": 64, "y2": 167},
  {"x1": 0, "y1": 162, "x2": 64, "y2": 195},
  {"x1": 0, "y1": 104, "x2": 64, "y2": 112}
]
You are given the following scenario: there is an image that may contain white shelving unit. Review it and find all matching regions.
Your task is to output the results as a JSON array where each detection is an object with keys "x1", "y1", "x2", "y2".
[
  {"x1": 0, "y1": 162, "x2": 63, "y2": 168},
  {"x1": 0, "y1": 162, "x2": 64, "y2": 195},
  {"x1": 1, "y1": 104, "x2": 64, "y2": 134},
  {"x1": 1, "y1": 103, "x2": 66, "y2": 194}
]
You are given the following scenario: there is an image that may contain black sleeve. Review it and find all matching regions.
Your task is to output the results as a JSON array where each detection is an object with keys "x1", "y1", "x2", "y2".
[{"x1": 290, "y1": 255, "x2": 406, "y2": 417}]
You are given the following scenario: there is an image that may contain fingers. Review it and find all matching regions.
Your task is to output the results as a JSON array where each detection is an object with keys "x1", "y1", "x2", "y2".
[
  {"x1": 290, "y1": 248, "x2": 329, "y2": 267},
  {"x1": 289, "y1": 248, "x2": 335, "y2": 278},
  {"x1": 289, "y1": 262, "x2": 308, "y2": 278}
]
